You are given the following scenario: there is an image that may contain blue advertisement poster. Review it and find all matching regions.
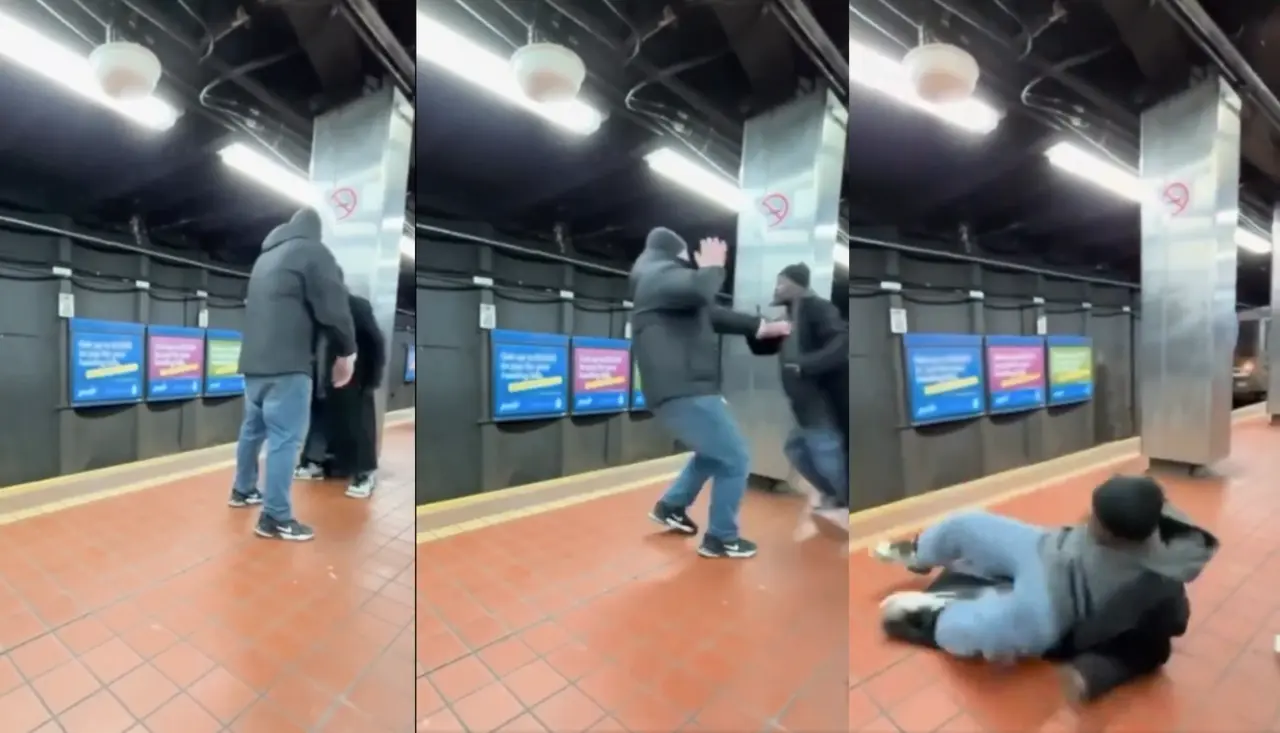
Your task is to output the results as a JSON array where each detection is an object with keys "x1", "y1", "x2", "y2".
[
  {"x1": 203, "y1": 329, "x2": 245, "y2": 396},
  {"x1": 902, "y1": 333, "x2": 985, "y2": 425},
  {"x1": 147, "y1": 325, "x2": 205, "y2": 401},
  {"x1": 69, "y1": 319, "x2": 144, "y2": 407},
  {"x1": 405, "y1": 344, "x2": 416, "y2": 382},
  {"x1": 490, "y1": 330, "x2": 569, "y2": 421},
  {"x1": 570, "y1": 337, "x2": 631, "y2": 414},
  {"x1": 985, "y1": 336, "x2": 1047, "y2": 414},
  {"x1": 1047, "y1": 335, "x2": 1094, "y2": 405}
]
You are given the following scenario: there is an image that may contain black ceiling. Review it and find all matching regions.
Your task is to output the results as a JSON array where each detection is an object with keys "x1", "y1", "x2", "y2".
[
  {"x1": 848, "y1": 0, "x2": 1280, "y2": 304},
  {"x1": 1, "y1": 0, "x2": 414, "y2": 307},
  {"x1": 415, "y1": 0, "x2": 848, "y2": 264}
]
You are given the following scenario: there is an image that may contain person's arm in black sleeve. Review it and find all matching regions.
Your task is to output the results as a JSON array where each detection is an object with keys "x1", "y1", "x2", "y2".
[
  {"x1": 745, "y1": 335, "x2": 783, "y2": 356},
  {"x1": 791, "y1": 299, "x2": 848, "y2": 374},
  {"x1": 302, "y1": 246, "x2": 357, "y2": 357},
  {"x1": 352, "y1": 297, "x2": 387, "y2": 387},
  {"x1": 641, "y1": 263, "x2": 726, "y2": 310},
  {"x1": 1068, "y1": 635, "x2": 1172, "y2": 703},
  {"x1": 709, "y1": 306, "x2": 762, "y2": 336}
]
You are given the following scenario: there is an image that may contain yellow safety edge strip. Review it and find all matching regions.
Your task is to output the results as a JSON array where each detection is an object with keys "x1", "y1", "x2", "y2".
[
  {"x1": 417, "y1": 474, "x2": 676, "y2": 544},
  {"x1": 416, "y1": 453, "x2": 690, "y2": 516},
  {"x1": 0, "y1": 409, "x2": 415, "y2": 521}
]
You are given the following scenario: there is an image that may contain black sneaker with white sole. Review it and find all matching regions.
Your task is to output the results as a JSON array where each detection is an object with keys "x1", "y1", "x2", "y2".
[
  {"x1": 228, "y1": 488, "x2": 263, "y2": 507},
  {"x1": 254, "y1": 515, "x2": 315, "y2": 541},
  {"x1": 698, "y1": 536, "x2": 758, "y2": 559},
  {"x1": 879, "y1": 591, "x2": 947, "y2": 649},
  {"x1": 648, "y1": 501, "x2": 698, "y2": 535},
  {"x1": 871, "y1": 538, "x2": 933, "y2": 574}
]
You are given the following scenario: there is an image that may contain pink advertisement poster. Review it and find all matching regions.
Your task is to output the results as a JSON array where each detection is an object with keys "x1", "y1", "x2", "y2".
[
  {"x1": 149, "y1": 335, "x2": 205, "y2": 380},
  {"x1": 573, "y1": 348, "x2": 630, "y2": 394},
  {"x1": 986, "y1": 344, "x2": 1045, "y2": 392}
]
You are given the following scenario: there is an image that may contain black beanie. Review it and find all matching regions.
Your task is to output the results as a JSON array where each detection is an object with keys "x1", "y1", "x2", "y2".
[
  {"x1": 780, "y1": 262, "x2": 811, "y2": 288},
  {"x1": 1091, "y1": 475, "x2": 1165, "y2": 541}
]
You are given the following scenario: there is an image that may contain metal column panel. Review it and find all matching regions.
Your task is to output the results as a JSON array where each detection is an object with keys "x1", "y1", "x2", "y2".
[
  {"x1": 308, "y1": 85, "x2": 413, "y2": 453},
  {"x1": 726, "y1": 89, "x2": 847, "y2": 481},
  {"x1": 1267, "y1": 205, "x2": 1280, "y2": 421},
  {"x1": 1138, "y1": 77, "x2": 1240, "y2": 467}
]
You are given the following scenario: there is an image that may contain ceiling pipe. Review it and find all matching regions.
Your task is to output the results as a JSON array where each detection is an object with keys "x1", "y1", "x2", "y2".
[
  {"x1": 0, "y1": 213, "x2": 414, "y2": 313},
  {"x1": 1159, "y1": 0, "x2": 1280, "y2": 133},
  {"x1": 840, "y1": 230, "x2": 1141, "y2": 289},
  {"x1": 116, "y1": 0, "x2": 312, "y2": 135},
  {"x1": 339, "y1": 0, "x2": 414, "y2": 98},
  {"x1": 772, "y1": 0, "x2": 848, "y2": 97}
]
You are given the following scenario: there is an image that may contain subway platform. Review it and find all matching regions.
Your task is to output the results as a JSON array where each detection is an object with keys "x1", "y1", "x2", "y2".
[
  {"x1": 0, "y1": 411, "x2": 416, "y2": 733},
  {"x1": 418, "y1": 456, "x2": 847, "y2": 732},
  {"x1": 850, "y1": 407, "x2": 1280, "y2": 733}
]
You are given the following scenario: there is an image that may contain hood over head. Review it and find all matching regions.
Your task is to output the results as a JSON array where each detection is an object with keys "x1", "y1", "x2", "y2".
[
  {"x1": 1138, "y1": 503, "x2": 1220, "y2": 583},
  {"x1": 263, "y1": 208, "x2": 323, "y2": 251},
  {"x1": 642, "y1": 227, "x2": 689, "y2": 262}
]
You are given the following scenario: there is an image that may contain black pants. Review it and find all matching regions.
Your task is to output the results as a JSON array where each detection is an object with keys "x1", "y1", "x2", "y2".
[{"x1": 326, "y1": 386, "x2": 378, "y2": 476}]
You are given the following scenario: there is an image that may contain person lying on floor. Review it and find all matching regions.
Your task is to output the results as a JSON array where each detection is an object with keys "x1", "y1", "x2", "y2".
[{"x1": 870, "y1": 475, "x2": 1217, "y2": 699}]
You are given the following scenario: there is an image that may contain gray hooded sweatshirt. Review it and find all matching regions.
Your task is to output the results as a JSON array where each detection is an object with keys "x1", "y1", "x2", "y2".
[
  {"x1": 239, "y1": 210, "x2": 356, "y2": 378},
  {"x1": 629, "y1": 228, "x2": 760, "y2": 407},
  {"x1": 1041, "y1": 503, "x2": 1219, "y2": 639}
]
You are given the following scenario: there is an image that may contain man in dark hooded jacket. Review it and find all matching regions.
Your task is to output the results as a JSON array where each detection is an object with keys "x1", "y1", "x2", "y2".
[
  {"x1": 630, "y1": 228, "x2": 790, "y2": 559},
  {"x1": 324, "y1": 293, "x2": 387, "y2": 498},
  {"x1": 746, "y1": 263, "x2": 849, "y2": 514},
  {"x1": 228, "y1": 209, "x2": 356, "y2": 542}
]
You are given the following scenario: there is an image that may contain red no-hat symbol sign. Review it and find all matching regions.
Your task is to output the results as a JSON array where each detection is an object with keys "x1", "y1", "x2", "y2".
[
  {"x1": 761, "y1": 193, "x2": 789, "y2": 227},
  {"x1": 330, "y1": 187, "x2": 358, "y2": 220},
  {"x1": 1162, "y1": 182, "x2": 1189, "y2": 216}
]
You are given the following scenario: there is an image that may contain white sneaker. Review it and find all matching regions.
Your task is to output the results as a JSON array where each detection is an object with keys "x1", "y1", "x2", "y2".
[
  {"x1": 294, "y1": 463, "x2": 324, "y2": 480},
  {"x1": 345, "y1": 473, "x2": 375, "y2": 499},
  {"x1": 879, "y1": 591, "x2": 949, "y2": 621}
]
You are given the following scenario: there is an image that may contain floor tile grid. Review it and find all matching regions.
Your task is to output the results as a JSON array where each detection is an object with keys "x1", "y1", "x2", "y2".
[
  {"x1": 420, "y1": 486, "x2": 848, "y2": 732},
  {"x1": 0, "y1": 426, "x2": 417, "y2": 732},
  {"x1": 849, "y1": 420, "x2": 1280, "y2": 733}
]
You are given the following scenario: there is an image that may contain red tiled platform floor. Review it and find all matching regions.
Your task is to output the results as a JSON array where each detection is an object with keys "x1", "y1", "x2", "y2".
[
  {"x1": 419, "y1": 487, "x2": 848, "y2": 732},
  {"x1": 0, "y1": 423, "x2": 416, "y2": 733},
  {"x1": 851, "y1": 418, "x2": 1280, "y2": 732}
]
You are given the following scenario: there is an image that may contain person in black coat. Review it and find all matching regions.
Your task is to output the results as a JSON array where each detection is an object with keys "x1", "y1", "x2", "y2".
[
  {"x1": 324, "y1": 293, "x2": 387, "y2": 498},
  {"x1": 746, "y1": 263, "x2": 850, "y2": 511}
]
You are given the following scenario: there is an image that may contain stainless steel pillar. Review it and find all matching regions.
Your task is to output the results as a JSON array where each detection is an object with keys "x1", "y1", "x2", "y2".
[
  {"x1": 1138, "y1": 77, "x2": 1240, "y2": 470},
  {"x1": 308, "y1": 84, "x2": 413, "y2": 453},
  {"x1": 724, "y1": 89, "x2": 847, "y2": 481},
  {"x1": 1267, "y1": 205, "x2": 1280, "y2": 423}
]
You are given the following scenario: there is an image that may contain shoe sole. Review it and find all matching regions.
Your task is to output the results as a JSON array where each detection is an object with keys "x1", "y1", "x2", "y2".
[
  {"x1": 868, "y1": 545, "x2": 932, "y2": 575},
  {"x1": 697, "y1": 546, "x2": 757, "y2": 559},
  {"x1": 647, "y1": 512, "x2": 696, "y2": 535},
  {"x1": 253, "y1": 527, "x2": 314, "y2": 541},
  {"x1": 345, "y1": 490, "x2": 372, "y2": 499},
  {"x1": 228, "y1": 497, "x2": 263, "y2": 507}
]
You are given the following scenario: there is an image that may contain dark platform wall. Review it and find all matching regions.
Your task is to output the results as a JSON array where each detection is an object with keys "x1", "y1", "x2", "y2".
[
  {"x1": 416, "y1": 237, "x2": 681, "y2": 506},
  {"x1": 414, "y1": 234, "x2": 1138, "y2": 511},
  {"x1": 0, "y1": 230, "x2": 415, "y2": 489},
  {"x1": 846, "y1": 246, "x2": 1137, "y2": 511}
]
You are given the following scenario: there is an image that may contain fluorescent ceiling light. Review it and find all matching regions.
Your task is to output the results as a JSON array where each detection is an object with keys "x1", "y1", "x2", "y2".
[
  {"x1": 416, "y1": 12, "x2": 603, "y2": 136},
  {"x1": 848, "y1": 39, "x2": 999, "y2": 135},
  {"x1": 0, "y1": 9, "x2": 177, "y2": 131},
  {"x1": 218, "y1": 143, "x2": 316, "y2": 206},
  {"x1": 217, "y1": 143, "x2": 416, "y2": 260},
  {"x1": 1045, "y1": 141, "x2": 1271, "y2": 254},
  {"x1": 644, "y1": 148, "x2": 744, "y2": 212}
]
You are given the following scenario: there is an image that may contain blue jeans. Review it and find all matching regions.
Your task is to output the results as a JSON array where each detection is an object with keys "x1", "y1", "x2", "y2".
[
  {"x1": 233, "y1": 374, "x2": 313, "y2": 522},
  {"x1": 783, "y1": 427, "x2": 848, "y2": 506},
  {"x1": 918, "y1": 511, "x2": 1065, "y2": 660},
  {"x1": 653, "y1": 395, "x2": 750, "y2": 541}
]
